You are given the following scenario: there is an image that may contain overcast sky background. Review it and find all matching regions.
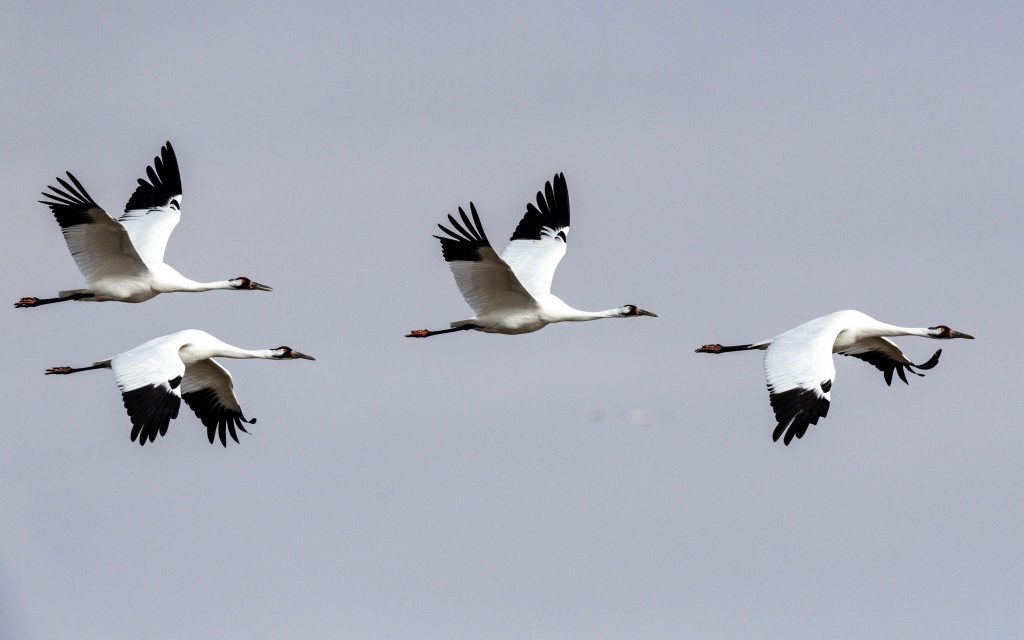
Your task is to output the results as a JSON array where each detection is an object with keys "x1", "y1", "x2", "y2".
[{"x1": 1, "y1": 2, "x2": 1021, "y2": 638}]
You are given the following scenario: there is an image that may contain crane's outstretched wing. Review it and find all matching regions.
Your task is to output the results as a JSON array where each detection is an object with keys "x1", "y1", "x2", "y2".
[
  {"x1": 181, "y1": 359, "x2": 256, "y2": 447},
  {"x1": 118, "y1": 141, "x2": 183, "y2": 265},
  {"x1": 433, "y1": 204, "x2": 536, "y2": 316},
  {"x1": 39, "y1": 173, "x2": 148, "y2": 284},
  {"x1": 839, "y1": 338, "x2": 941, "y2": 386},
  {"x1": 763, "y1": 332, "x2": 837, "y2": 445},
  {"x1": 111, "y1": 338, "x2": 186, "y2": 446},
  {"x1": 500, "y1": 173, "x2": 570, "y2": 298}
]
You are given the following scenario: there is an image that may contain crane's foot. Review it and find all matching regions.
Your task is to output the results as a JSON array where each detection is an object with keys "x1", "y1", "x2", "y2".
[
  {"x1": 406, "y1": 330, "x2": 431, "y2": 338},
  {"x1": 695, "y1": 344, "x2": 723, "y2": 353},
  {"x1": 45, "y1": 366, "x2": 73, "y2": 375},
  {"x1": 14, "y1": 297, "x2": 40, "y2": 308}
]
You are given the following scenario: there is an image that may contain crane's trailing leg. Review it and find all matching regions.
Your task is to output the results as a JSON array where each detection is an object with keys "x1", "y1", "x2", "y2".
[
  {"x1": 405, "y1": 326, "x2": 475, "y2": 338},
  {"x1": 695, "y1": 343, "x2": 756, "y2": 353},
  {"x1": 45, "y1": 362, "x2": 111, "y2": 375},
  {"x1": 15, "y1": 292, "x2": 93, "y2": 308}
]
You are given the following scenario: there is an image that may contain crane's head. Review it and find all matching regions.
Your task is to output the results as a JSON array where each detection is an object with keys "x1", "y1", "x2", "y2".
[
  {"x1": 230, "y1": 276, "x2": 273, "y2": 292},
  {"x1": 928, "y1": 325, "x2": 975, "y2": 339},
  {"x1": 620, "y1": 304, "x2": 658, "y2": 318},
  {"x1": 271, "y1": 346, "x2": 316, "y2": 360}
]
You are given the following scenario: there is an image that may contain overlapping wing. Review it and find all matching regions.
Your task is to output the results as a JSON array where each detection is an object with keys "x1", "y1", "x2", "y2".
[
  {"x1": 763, "y1": 330, "x2": 837, "y2": 445},
  {"x1": 181, "y1": 359, "x2": 255, "y2": 447},
  {"x1": 500, "y1": 173, "x2": 570, "y2": 297},
  {"x1": 119, "y1": 141, "x2": 183, "y2": 265},
  {"x1": 433, "y1": 204, "x2": 536, "y2": 316},
  {"x1": 111, "y1": 337, "x2": 186, "y2": 445},
  {"x1": 39, "y1": 173, "x2": 147, "y2": 284},
  {"x1": 839, "y1": 337, "x2": 941, "y2": 386}
]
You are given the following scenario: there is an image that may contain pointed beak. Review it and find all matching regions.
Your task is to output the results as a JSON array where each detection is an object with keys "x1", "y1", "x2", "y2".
[
  {"x1": 638, "y1": 309, "x2": 658, "y2": 317},
  {"x1": 292, "y1": 351, "x2": 316, "y2": 360},
  {"x1": 950, "y1": 330, "x2": 974, "y2": 339},
  {"x1": 251, "y1": 281, "x2": 273, "y2": 292}
]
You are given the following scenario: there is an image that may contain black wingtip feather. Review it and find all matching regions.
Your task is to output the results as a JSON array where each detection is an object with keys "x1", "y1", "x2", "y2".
[
  {"x1": 843, "y1": 347, "x2": 941, "y2": 388},
  {"x1": 915, "y1": 349, "x2": 942, "y2": 370},
  {"x1": 509, "y1": 173, "x2": 570, "y2": 242},
  {"x1": 183, "y1": 389, "x2": 254, "y2": 448},
  {"x1": 122, "y1": 383, "x2": 181, "y2": 446},
  {"x1": 768, "y1": 385, "x2": 830, "y2": 446},
  {"x1": 433, "y1": 203, "x2": 492, "y2": 263},
  {"x1": 39, "y1": 171, "x2": 103, "y2": 228},
  {"x1": 124, "y1": 141, "x2": 182, "y2": 212}
]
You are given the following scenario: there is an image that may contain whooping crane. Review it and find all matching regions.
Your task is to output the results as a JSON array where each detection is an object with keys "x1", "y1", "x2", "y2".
[
  {"x1": 15, "y1": 142, "x2": 271, "y2": 308},
  {"x1": 695, "y1": 310, "x2": 974, "y2": 445},
  {"x1": 45, "y1": 330, "x2": 314, "y2": 446},
  {"x1": 406, "y1": 173, "x2": 656, "y2": 338}
]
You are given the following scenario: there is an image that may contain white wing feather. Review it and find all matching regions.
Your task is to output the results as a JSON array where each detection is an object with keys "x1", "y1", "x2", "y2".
[
  {"x1": 838, "y1": 336, "x2": 909, "y2": 362},
  {"x1": 449, "y1": 247, "x2": 536, "y2": 316},
  {"x1": 111, "y1": 335, "x2": 187, "y2": 393},
  {"x1": 118, "y1": 141, "x2": 183, "y2": 265},
  {"x1": 764, "y1": 330, "x2": 838, "y2": 396},
  {"x1": 119, "y1": 206, "x2": 180, "y2": 265},
  {"x1": 500, "y1": 172, "x2": 571, "y2": 297},
  {"x1": 500, "y1": 232, "x2": 568, "y2": 298},
  {"x1": 181, "y1": 359, "x2": 242, "y2": 413},
  {"x1": 39, "y1": 174, "x2": 148, "y2": 284}
]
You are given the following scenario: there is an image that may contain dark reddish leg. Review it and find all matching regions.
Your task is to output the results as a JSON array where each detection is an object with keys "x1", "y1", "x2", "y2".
[
  {"x1": 15, "y1": 293, "x2": 93, "y2": 308},
  {"x1": 405, "y1": 326, "x2": 475, "y2": 338},
  {"x1": 695, "y1": 343, "x2": 755, "y2": 354},
  {"x1": 45, "y1": 363, "x2": 108, "y2": 375}
]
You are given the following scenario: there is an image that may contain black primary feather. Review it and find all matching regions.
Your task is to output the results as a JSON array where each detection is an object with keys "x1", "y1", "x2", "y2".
[
  {"x1": 39, "y1": 172, "x2": 103, "y2": 228},
  {"x1": 509, "y1": 173, "x2": 570, "y2": 242},
  {"x1": 768, "y1": 385, "x2": 830, "y2": 446},
  {"x1": 433, "y1": 203, "x2": 492, "y2": 262},
  {"x1": 121, "y1": 382, "x2": 181, "y2": 446},
  {"x1": 123, "y1": 141, "x2": 182, "y2": 212},
  {"x1": 842, "y1": 349, "x2": 942, "y2": 386},
  {"x1": 182, "y1": 388, "x2": 256, "y2": 448}
]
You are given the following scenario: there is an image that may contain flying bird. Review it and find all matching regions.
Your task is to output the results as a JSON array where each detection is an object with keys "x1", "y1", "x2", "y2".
[
  {"x1": 695, "y1": 310, "x2": 974, "y2": 445},
  {"x1": 45, "y1": 330, "x2": 314, "y2": 446},
  {"x1": 15, "y1": 142, "x2": 271, "y2": 308},
  {"x1": 406, "y1": 173, "x2": 656, "y2": 337}
]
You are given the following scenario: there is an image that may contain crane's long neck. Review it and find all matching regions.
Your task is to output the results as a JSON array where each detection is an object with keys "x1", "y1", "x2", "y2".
[
  {"x1": 863, "y1": 322, "x2": 933, "y2": 338},
  {"x1": 559, "y1": 307, "x2": 625, "y2": 322},
  {"x1": 208, "y1": 346, "x2": 277, "y2": 359},
  {"x1": 174, "y1": 279, "x2": 236, "y2": 293},
  {"x1": 178, "y1": 337, "x2": 277, "y2": 362}
]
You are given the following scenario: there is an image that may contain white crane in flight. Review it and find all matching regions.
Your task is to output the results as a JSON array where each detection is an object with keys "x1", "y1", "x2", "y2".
[
  {"x1": 45, "y1": 330, "x2": 314, "y2": 446},
  {"x1": 696, "y1": 310, "x2": 974, "y2": 445},
  {"x1": 16, "y1": 141, "x2": 271, "y2": 308},
  {"x1": 406, "y1": 173, "x2": 656, "y2": 338}
]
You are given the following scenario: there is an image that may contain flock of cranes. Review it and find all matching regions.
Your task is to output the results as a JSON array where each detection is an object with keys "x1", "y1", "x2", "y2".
[
  {"x1": 17, "y1": 142, "x2": 974, "y2": 446},
  {"x1": 20, "y1": 143, "x2": 311, "y2": 446}
]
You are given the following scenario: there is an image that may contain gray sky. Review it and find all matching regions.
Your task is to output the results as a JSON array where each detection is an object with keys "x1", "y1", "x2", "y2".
[{"x1": 2, "y1": 2, "x2": 1021, "y2": 638}]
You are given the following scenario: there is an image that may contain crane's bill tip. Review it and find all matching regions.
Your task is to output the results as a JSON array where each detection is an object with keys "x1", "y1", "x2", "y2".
[
  {"x1": 638, "y1": 309, "x2": 658, "y2": 317},
  {"x1": 952, "y1": 330, "x2": 974, "y2": 339}
]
